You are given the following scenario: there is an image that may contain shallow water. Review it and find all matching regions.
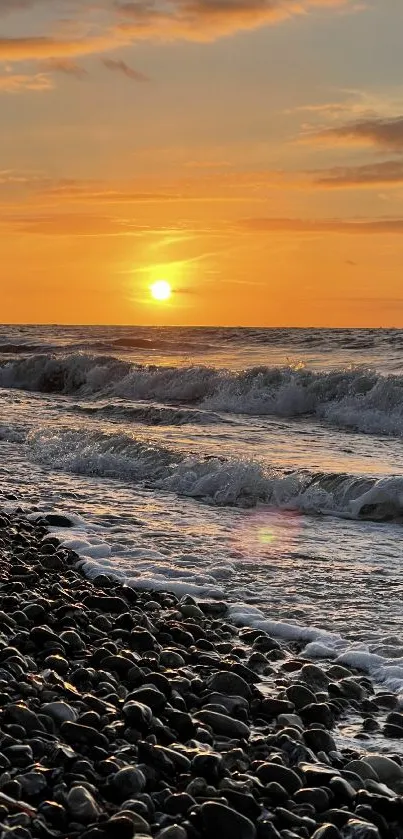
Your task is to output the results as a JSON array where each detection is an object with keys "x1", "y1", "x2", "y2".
[{"x1": 1, "y1": 325, "x2": 403, "y2": 697}]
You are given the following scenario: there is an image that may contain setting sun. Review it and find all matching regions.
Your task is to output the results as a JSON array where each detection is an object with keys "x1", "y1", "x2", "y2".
[{"x1": 150, "y1": 280, "x2": 172, "y2": 302}]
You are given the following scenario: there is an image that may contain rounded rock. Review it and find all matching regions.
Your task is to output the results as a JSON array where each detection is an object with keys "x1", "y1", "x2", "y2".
[
  {"x1": 194, "y1": 710, "x2": 250, "y2": 739},
  {"x1": 200, "y1": 801, "x2": 256, "y2": 839},
  {"x1": 67, "y1": 786, "x2": 100, "y2": 823},
  {"x1": 256, "y1": 762, "x2": 301, "y2": 793},
  {"x1": 208, "y1": 671, "x2": 252, "y2": 700},
  {"x1": 112, "y1": 767, "x2": 146, "y2": 800},
  {"x1": 42, "y1": 702, "x2": 78, "y2": 724},
  {"x1": 363, "y1": 755, "x2": 403, "y2": 782},
  {"x1": 156, "y1": 828, "x2": 188, "y2": 839}
]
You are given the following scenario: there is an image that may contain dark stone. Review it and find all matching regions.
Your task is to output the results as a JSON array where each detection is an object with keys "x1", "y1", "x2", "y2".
[
  {"x1": 260, "y1": 698, "x2": 294, "y2": 718},
  {"x1": 300, "y1": 764, "x2": 340, "y2": 786},
  {"x1": 329, "y1": 777, "x2": 356, "y2": 805},
  {"x1": 263, "y1": 782, "x2": 289, "y2": 805},
  {"x1": 200, "y1": 801, "x2": 256, "y2": 839},
  {"x1": 60, "y1": 721, "x2": 109, "y2": 750},
  {"x1": 256, "y1": 823, "x2": 282, "y2": 839},
  {"x1": 129, "y1": 629, "x2": 157, "y2": 651},
  {"x1": 5, "y1": 703, "x2": 45, "y2": 732},
  {"x1": 164, "y1": 793, "x2": 196, "y2": 817},
  {"x1": 101, "y1": 655, "x2": 134, "y2": 677},
  {"x1": 110, "y1": 766, "x2": 146, "y2": 800},
  {"x1": 303, "y1": 727, "x2": 336, "y2": 753},
  {"x1": 127, "y1": 685, "x2": 166, "y2": 711},
  {"x1": 83, "y1": 595, "x2": 129, "y2": 614},
  {"x1": 208, "y1": 671, "x2": 252, "y2": 699},
  {"x1": 293, "y1": 787, "x2": 330, "y2": 811},
  {"x1": 256, "y1": 763, "x2": 301, "y2": 793},
  {"x1": 194, "y1": 710, "x2": 250, "y2": 739},
  {"x1": 38, "y1": 801, "x2": 68, "y2": 830},
  {"x1": 311, "y1": 827, "x2": 341, "y2": 839},
  {"x1": 191, "y1": 753, "x2": 225, "y2": 783},
  {"x1": 122, "y1": 700, "x2": 153, "y2": 729},
  {"x1": 43, "y1": 654, "x2": 69, "y2": 675},
  {"x1": 224, "y1": 789, "x2": 261, "y2": 821},
  {"x1": 299, "y1": 702, "x2": 334, "y2": 729},
  {"x1": 383, "y1": 723, "x2": 403, "y2": 738},
  {"x1": 37, "y1": 514, "x2": 74, "y2": 527},
  {"x1": 342, "y1": 819, "x2": 380, "y2": 837}
]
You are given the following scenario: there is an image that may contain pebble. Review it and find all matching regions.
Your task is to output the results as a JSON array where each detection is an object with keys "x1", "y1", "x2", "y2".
[
  {"x1": 194, "y1": 710, "x2": 250, "y2": 739},
  {"x1": 67, "y1": 786, "x2": 101, "y2": 823},
  {"x1": 42, "y1": 701, "x2": 78, "y2": 723},
  {"x1": 208, "y1": 671, "x2": 252, "y2": 699},
  {"x1": 362, "y1": 755, "x2": 403, "y2": 783},
  {"x1": 111, "y1": 767, "x2": 146, "y2": 799},
  {"x1": 342, "y1": 819, "x2": 380, "y2": 837},
  {"x1": 256, "y1": 763, "x2": 301, "y2": 793},
  {"x1": 200, "y1": 801, "x2": 256, "y2": 839},
  {"x1": 156, "y1": 827, "x2": 188, "y2": 839},
  {"x1": 311, "y1": 826, "x2": 341, "y2": 839}
]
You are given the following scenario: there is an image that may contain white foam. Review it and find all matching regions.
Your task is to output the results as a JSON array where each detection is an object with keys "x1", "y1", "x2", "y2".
[
  {"x1": 26, "y1": 426, "x2": 403, "y2": 522},
  {"x1": 3, "y1": 352, "x2": 403, "y2": 439},
  {"x1": 44, "y1": 517, "x2": 403, "y2": 702}
]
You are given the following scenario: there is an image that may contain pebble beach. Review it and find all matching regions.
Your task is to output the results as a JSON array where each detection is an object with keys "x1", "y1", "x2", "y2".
[{"x1": 1, "y1": 509, "x2": 403, "y2": 839}]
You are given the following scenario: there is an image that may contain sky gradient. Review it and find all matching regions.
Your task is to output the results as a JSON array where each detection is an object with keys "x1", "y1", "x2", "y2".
[{"x1": 2, "y1": 0, "x2": 403, "y2": 326}]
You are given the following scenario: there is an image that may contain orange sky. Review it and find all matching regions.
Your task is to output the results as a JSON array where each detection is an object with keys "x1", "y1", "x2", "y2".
[{"x1": 2, "y1": 0, "x2": 403, "y2": 326}]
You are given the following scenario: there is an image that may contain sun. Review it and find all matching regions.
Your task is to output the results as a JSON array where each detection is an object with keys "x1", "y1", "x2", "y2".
[{"x1": 150, "y1": 280, "x2": 172, "y2": 301}]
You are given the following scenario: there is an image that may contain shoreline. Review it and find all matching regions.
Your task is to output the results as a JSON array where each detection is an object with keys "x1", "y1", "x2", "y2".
[{"x1": 0, "y1": 510, "x2": 403, "y2": 839}]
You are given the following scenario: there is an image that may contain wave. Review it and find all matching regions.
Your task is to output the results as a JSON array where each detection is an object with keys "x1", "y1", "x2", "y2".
[
  {"x1": 2, "y1": 352, "x2": 403, "y2": 438},
  {"x1": 106, "y1": 337, "x2": 215, "y2": 353},
  {"x1": 0, "y1": 343, "x2": 47, "y2": 355},
  {"x1": 70, "y1": 403, "x2": 229, "y2": 426},
  {"x1": 27, "y1": 426, "x2": 403, "y2": 521},
  {"x1": 0, "y1": 424, "x2": 25, "y2": 443}
]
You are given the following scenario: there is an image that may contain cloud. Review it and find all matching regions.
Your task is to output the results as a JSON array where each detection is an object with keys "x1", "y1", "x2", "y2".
[
  {"x1": 4, "y1": 212, "x2": 149, "y2": 237},
  {"x1": 239, "y1": 216, "x2": 403, "y2": 234},
  {"x1": 0, "y1": 72, "x2": 54, "y2": 92},
  {"x1": 33, "y1": 175, "x2": 288, "y2": 203},
  {"x1": 0, "y1": 33, "x2": 121, "y2": 62},
  {"x1": 0, "y1": 1, "x2": 356, "y2": 64},
  {"x1": 0, "y1": 169, "x2": 43, "y2": 184},
  {"x1": 42, "y1": 58, "x2": 88, "y2": 79},
  {"x1": 308, "y1": 115, "x2": 403, "y2": 150},
  {"x1": 0, "y1": 0, "x2": 39, "y2": 13},
  {"x1": 116, "y1": 0, "x2": 353, "y2": 43},
  {"x1": 314, "y1": 160, "x2": 403, "y2": 188},
  {"x1": 102, "y1": 57, "x2": 149, "y2": 82}
]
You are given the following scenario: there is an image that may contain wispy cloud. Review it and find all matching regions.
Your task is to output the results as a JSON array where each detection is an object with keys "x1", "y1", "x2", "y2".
[
  {"x1": 0, "y1": 33, "x2": 121, "y2": 62},
  {"x1": 239, "y1": 216, "x2": 403, "y2": 234},
  {"x1": 0, "y1": 71, "x2": 54, "y2": 92},
  {"x1": 102, "y1": 57, "x2": 149, "y2": 82},
  {"x1": 313, "y1": 160, "x2": 403, "y2": 188},
  {"x1": 42, "y1": 58, "x2": 88, "y2": 79},
  {"x1": 4, "y1": 212, "x2": 149, "y2": 237},
  {"x1": 0, "y1": 0, "x2": 357, "y2": 64},
  {"x1": 116, "y1": 0, "x2": 354, "y2": 43},
  {"x1": 307, "y1": 115, "x2": 403, "y2": 151}
]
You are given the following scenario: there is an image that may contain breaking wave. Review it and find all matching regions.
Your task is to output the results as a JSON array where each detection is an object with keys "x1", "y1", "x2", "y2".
[
  {"x1": 27, "y1": 426, "x2": 403, "y2": 521},
  {"x1": 2, "y1": 352, "x2": 403, "y2": 438}
]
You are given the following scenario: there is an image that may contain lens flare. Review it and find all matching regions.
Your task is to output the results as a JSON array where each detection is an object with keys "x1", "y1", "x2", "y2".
[{"x1": 231, "y1": 509, "x2": 303, "y2": 559}]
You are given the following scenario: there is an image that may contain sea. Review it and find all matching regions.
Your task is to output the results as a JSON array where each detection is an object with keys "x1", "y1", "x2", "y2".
[{"x1": 1, "y1": 325, "x2": 403, "y2": 700}]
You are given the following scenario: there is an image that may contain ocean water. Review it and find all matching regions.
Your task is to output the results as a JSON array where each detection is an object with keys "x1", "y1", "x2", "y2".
[{"x1": 1, "y1": 325, "x2": 403, "y2": 697}]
